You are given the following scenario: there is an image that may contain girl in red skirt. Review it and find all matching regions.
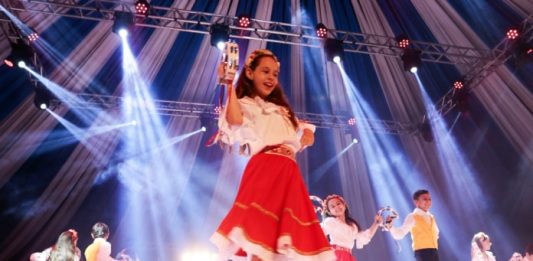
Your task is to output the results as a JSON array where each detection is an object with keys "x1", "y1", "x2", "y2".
[
  {"x1": 321, "y1": 195, "x2": 381, "y2": 261},
  {"x1": 210, "y1": 49, "x2": 335, "y2": 261}
]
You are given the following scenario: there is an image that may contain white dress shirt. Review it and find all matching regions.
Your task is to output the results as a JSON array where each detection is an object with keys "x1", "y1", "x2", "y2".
[{"x1": 389, "y1": 208, "x2": 439, "y2": 241}]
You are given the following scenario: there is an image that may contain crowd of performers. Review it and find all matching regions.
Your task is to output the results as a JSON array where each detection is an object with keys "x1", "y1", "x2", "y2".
[
  {"x1": 28, "y1": 48, "x2": 531, "y2": 261},
  {"x1": 208, "y1": 48, "x2": 532, "y2": 261}
]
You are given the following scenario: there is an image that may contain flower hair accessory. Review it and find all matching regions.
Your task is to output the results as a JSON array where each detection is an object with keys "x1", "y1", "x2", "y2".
[
  {"x1": 245, "y1": 49, "x2": 280, "y2": 68},
  {"x1": 322, "y1": 194, "x2": 346, "y2": 214}
]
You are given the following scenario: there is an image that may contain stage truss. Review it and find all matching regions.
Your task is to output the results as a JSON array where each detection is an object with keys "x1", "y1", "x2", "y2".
[
  {"x1": 1, "y1": 0, "x2": 531, "y2": 134},
  {"x1": 50, "y1": 93, "x2": 414, "y2": 135}
]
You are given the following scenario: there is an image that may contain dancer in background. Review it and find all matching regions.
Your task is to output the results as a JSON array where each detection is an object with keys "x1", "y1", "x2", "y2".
[
  {"x1": 85, "y1": 222, "x2": 115, "y2": 261},
  {"x1": 471, "y1": 232, "x2": 496, "y2": 261},
  {"x1": 321, "y1": 194, "x2": 382, "y2": 261},
  {"x1": 508, "y1": 252, "x2": 523, "y2": 261},
  {"x1": 387, "y1": 189, "x2": 440, "y2": 261},
  {"x1": 210, "y1": 48, "x2": 334, "y2": 261},
  {"x1": 29, "y1": 229, "x2": 81, "y2": 261}
]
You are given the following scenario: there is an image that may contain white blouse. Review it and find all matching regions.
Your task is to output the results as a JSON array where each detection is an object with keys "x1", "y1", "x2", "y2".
[
  {"x1": 217, "y1": 96, "x2": 315, "y2": 155},
  {"x1": 322, "y1": 217, "x2": 373, "y2": 250}
]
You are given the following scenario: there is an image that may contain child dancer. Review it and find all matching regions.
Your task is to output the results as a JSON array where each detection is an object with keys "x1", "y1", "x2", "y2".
[
  {"x1": 210, "y1": 49, "x2": 335, "y2": 261},
  {"x1": 388, "y1": 189, "x2": 440, "y2": 261},
  {"x1": 321, "y1": 194, "x2": 381, "y2": 261},
  {"x1": 30, "y1": 229, "x2": 81, "y2": 261},
  {"x1": 84, "y1": 222, "x2": 115, "y2": 261},
  {"x1": 471, "y1": 232, "x2": 496, "y2": 261}
]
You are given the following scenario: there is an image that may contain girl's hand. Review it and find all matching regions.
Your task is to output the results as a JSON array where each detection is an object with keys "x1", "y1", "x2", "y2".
[
  {"x1": 375, "y1": 214, "x2": 383, "y2": 224},
  {"x1": 218, "y1": 62, "x2": 234, "y2": 84},
  {"x1": 300, "y1": 129, "x2": 315, "y2": 147}
]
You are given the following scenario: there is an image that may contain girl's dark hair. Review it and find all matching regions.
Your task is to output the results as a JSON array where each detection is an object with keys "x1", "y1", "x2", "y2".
[
  {"x1": 235, "y1": 53, "x2": 298, "y2": 128},
  {"x1": 322, "y1": 196, "x2": 362, "y2": 231},
  {"x1": 91, "y1": 222, "x2": 109, "y2": 239}
]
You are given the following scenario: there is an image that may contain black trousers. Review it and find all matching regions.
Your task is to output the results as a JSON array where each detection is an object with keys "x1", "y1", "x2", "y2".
[{"x1": 414, "y1": 248, "x2": 439, "y2": 261}]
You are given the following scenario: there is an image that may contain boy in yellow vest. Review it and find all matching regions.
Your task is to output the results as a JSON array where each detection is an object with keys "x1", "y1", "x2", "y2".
[
  {"x1": 84, "y1": 222, "x2": 116, "y2": 261},
  {"x1": 389, "y1": 189, "x2": 440, "y2": 261}
]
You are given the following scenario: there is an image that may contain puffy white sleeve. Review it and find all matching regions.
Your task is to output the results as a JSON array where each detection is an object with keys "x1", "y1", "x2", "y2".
[
  {"x1": 217, "y1": 98, "x2": 264, "y2": 155},
  {"x1": 353, "y1": 227, "x2": 373, "y2": 249},
  {"x1": 321, "y1": 217, "x2": 334, "y2": 236},
  {"x1": 298, "y1": 121, "x2": 316, "y2": 133},
  {"x1": 389, "y1": 213, "x2": 415, "y2": 240},
  {"x1": 29, "y1": 248, "x2": 51, "y2": 261}
]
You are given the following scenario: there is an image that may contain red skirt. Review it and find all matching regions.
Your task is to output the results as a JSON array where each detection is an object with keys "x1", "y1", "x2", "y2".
[
  {"x1": 332, "y1": 245, "x2": 356, "y2": 261},
  {"x1": 211, "y1": 153, "x2": 335, "y2": 261}
]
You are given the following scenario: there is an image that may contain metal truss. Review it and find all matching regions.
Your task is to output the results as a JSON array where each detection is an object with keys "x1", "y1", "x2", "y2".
[
  {"x1": 51, "y1": 93, "x2": 414, "y2": 135},
  {"x1": 433, "y1": 15, "x2": 533, "y2": 118},
  {"x1": 6, "y1": 0, "x2": 529, "y2": 133},
  {"x1": 2, "y1": 0, "x2": 493, "y2": 68}
]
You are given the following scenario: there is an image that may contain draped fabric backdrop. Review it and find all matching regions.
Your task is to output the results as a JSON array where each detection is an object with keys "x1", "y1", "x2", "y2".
[{"x1": 0, "y1": 0, "x2": 531, "y2": 260}]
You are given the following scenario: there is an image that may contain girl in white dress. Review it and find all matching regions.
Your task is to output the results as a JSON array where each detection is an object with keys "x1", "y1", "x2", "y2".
[
  {"x1": 321, "y1": 195, "x2": 381, "y2": 261},
  {"x1": 471, "y1": 232, "x2": 496, "y2": 261}
]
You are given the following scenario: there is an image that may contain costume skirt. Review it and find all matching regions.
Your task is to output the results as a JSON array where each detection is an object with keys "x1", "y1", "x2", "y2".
[
  {"x1": 332, "y1": 245, "x2": 355, "y2": 261},
  {"x1": 210, "y1": 153, "x2": 335, "y2": 261}
]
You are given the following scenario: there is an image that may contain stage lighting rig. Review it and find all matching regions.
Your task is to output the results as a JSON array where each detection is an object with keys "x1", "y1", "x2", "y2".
[
  {"x1": 418, "y1": 119, "x2": 433, "y2": 142},
  {"x1": 33, "y1": 83, "x2": 54, "y2": 110},
  {"x1": 453, "y1": 80, "x2": 464, "y2": 90},
  {"x1": 506, "y1": 28, "x2": 519, "y2": 40},
  {"x1": 3, "y1": 40, "x2": 34, "y2": 69},
  {"x1": 135, "y1": 0, "x2": 150, "y2": 16},
  {"x1": 113, "y1": 11, "x2": 134, "y2": 36},
  {"x1": 452, "y1": 81, "x2": 469, "y2": 113},
  {"x1": 237, "y1": 14, "x2": 251, "y2": 28},
  {"x1": 210, "y1": 23, "x2": 230, "y2": 50},
  {"x1": 315, "y1": 23, "x2": 328, "y2": 38},
  {"x1": 395, "y1": 34, "x2": 410, "y2": 49},
  {"x1": 323, "y1": 38, "x2": 344, "y2": 63},
  {"x1": 401, "y1": 48, "x2": 422, "y2": 73}
]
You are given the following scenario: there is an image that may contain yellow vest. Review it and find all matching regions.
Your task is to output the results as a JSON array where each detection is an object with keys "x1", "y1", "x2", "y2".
[
  {"x1": 84, "y1": 238, "x2": 106, "y2": 261},
  {"x1": 411, "y1": 214, "x2": 438, "y2": 250}
]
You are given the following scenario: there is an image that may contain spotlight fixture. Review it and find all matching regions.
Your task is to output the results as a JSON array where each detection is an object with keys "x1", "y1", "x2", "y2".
[
  {"x1": 199, "y1": 113, "x2": 215, "y2": 134},
  {"x1": 401, "y1": 48, "x2": 422, "y2": 73},
  {"x1": 453, "y1": 87, "x2": 469, "y2": 113},
  {"x1": 210, "y1": 23, "x2": 230, "y2": 50},
  {"x1": 3, "y1": 40, "x2": 34, "y2": 68},
  {"x1": 214, "y1": 105, "x2": 222, "y2": 114},
  {"x1": 315, "y1": 23, "x2": 328, "y2": 38},
  {"x1": 352, "y1": 138, "x2": 359, "y2": 144},
  {"x1": 237, "y1": 14, "x2": 251, "y2": 28},
  {"x1": 453, "y1": 80, "x2": 464, "y2": 90},
  {"x1": 506, "y1": 28, "x2": 519, "y2": 40},
  {"x1": 395, "y1": 34, "x2": 410, "y2": 49},
  {"x1": 33, "y1": 83, "x2": 53, "y2": 110},
  {"x1": 419, "y1": 119, "x2": 433, "y2": 142},
  {"x1": 323, "y1": 38, "x2": 344, "y2": 63},
  {"x1": 135, "y1": 0, "x2": 150, "y2": 15},
  {"x1": 27, "y1": 32, "x2": 39, "y2": 42},
  {"x1": 112, "y1": 11, "x2": 134, "y2": 35},
  {"x1": 511, "y1": 38, "x2": 533, "y2": 67},
  {"x1": 347, "y1": 117, "x2": 356, "y2": 126}
]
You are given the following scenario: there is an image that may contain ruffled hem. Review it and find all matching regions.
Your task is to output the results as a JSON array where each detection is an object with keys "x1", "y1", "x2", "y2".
[{"x1": 211, "y1": 228, "x2": 335, "y2": 261}]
